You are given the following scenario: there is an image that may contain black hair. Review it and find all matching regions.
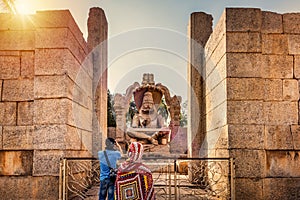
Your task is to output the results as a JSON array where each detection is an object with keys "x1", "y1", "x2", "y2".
[{"x1": 105, "y1": 138, "x2": 116, "y2": 149}]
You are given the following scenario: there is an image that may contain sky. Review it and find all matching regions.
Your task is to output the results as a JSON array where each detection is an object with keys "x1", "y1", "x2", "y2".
[{"x1": 13, "y1": 0, "x2": 300, "y2": 101}]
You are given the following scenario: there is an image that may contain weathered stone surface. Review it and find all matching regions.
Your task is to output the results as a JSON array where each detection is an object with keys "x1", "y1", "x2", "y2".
[
  {"x1": 265, "y1": 126, "x2": 293, "y2": 150},
  {"x1": 264, "y1": 79, "x2": 282, "y2": 101},
  {"x1": 3, "y1": 126, "x2": 33, "y2": 149},
  {"x1": 0, "y1": 80, "x2": 2, "y2": 100},
  {"x1": 263, "y1": 178, "x2": 300, "y2": 200},
  {"x1": 0, "y1": 55, "x2": 20, "y2": 79},
  {"x1": 228, "y1": 125, "x2": 264, "y2": 149},
  {"x1": 33, "y1": 99, "x2": 69, "y2": 125},
  {"x1": 231, "y1": 149, "x2": 265, "y2": 178},
  {"x1": 0, "y1": 176, "x2": 59, "y2": 200},
  {"x1": 0, "y1": 102, "x2": 17, "y2": 125},
  {"x1": 266, "y1": 151, "x2": 300, "y2": 177},
  {"x1": 227, "y1": 78, "x2": 264, "y2": 100},
  {"x1": 2, "y1": 79, "x2": 34, "y2": 101},
  {"x1": 34, "y1": 75, "x2": 70, "y2": 99},
  {"x1": 206, "y1": 36, "x2": 226, "y2": 77},
  {"x1": 264, "y1": 102, "x2": 298, "y2": 125},
  {"x1": 21, "y1": 51, "x2": 34, "y2": 78},
  {"x1": 205, "y1": 79, "x2": 226, "y2": 112},
  {"x1": 81, "y1": 129, "x2": 93, "y2": 152},
  {"x1": 0, "y1": 13, "x2": 35, "y2": 30},
  {"x1": 0, "y1": 150, "x2": 33, "y2": 175},
  {"x1": 0, "y1": 126, "x2": 2, "y2": 149},
  {"x1": 18, "y1": 101, "x2": 33, "y2": 125},
  {"x1": 170, "y1": 127, "x2": 187, "y2": 154},
  {"x1": 226, "y1": 8, "x2": 261, "y2": 32},
  {"x1": 261, "y1": 55, "x2": 293, "y2": 78},
  {"x1": 262, "y1": 11, "x2": 283, "y2": 33},
  {"x1": 262, "y1": 34, "x2": 288, "y2": 54},
  {"x1": 283, "y1": 13, "x2": 300, "y2": 34},
  {"x1": 0, "y1": 31, "x2": 34, "y2": 50},
  {"x1": 35, "y1": 10, "x2": 88, "y2": 54},
  {"x1": 291, "y1": 125, "x2": 300, "y2": 150},
  {"x1": 206, "y1": 102, "x2": 227, "y2": 132},
  {"x1": 288, "y1": 34, "x2": 300, "y2": 55},
  {"x1": 227, "y1": 101, "x2": 264, "y2": 124},
  {"x1": 295, "y1": 56, "x2": 300, "y2": 78},
  {"x1": 33, "y1": 125, "x2": 81, "y2": 150},
  {"x1": 226, "y1": 32, "x2": 261, "y2": 53},
  {"x1": 227, "y1": 53, "x2": 262, "y2": 78},
  {"x1": 33, "y1": 150, "x2": 64, "y2": 176},
  {"x1": 35, "y1": 28, "x2": 86, "y2": 63},
  {"x1": 235, "y1": 178, "x2": 263, "y2": 200},
  {"x1": 70, "y1": 101, "x2": 93, "y2": 131},
  {"x1": 205, "y1": 10, "x2": 225, "y2": 60},
  {"x1": 283, "y1": 79, "x2": 299, "y2": 101}
]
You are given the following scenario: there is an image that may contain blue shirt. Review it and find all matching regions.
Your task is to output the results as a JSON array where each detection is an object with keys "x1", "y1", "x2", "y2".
[{"x1": 98, "y1": 149, "x2": 121, "y2": 181}]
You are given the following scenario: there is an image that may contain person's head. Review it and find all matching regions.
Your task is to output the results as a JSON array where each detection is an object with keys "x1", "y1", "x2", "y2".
[
  {"x1": 105, "y1": 137, "x2": 116, "y2": 150},
  {"x1": 127, "y1": 142, "x2": 144, "y2": 163}
]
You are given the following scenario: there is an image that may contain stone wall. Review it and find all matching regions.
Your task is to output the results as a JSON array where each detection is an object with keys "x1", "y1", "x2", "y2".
[
  {"x1": 0, "y1": 8, "x2": 107, "y2": 199},
  {"x1": 190, "y1": 8, "x2": 300, "y2": 199}
]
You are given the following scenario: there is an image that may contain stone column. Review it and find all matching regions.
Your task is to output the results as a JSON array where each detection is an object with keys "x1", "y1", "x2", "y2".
[
  {"x1": 87, "y1": 7, "x2": 108, "y2": 155},
  {"x1": 188, "y1": 12, "x2": 212, "y2": 157}
]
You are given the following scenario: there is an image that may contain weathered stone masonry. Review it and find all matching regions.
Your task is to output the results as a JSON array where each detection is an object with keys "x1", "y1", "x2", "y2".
[
  {"x1": 189, "y1": 8, "x2": 300, "y2": 199},
  {"x1": 0, "y1": 8, "x2": 107, "y2": 199}
]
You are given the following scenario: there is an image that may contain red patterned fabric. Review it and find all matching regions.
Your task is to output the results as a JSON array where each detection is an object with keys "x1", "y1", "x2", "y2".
[{"x1": 115, "y1": 142, "x2": 154, "y2": 200}]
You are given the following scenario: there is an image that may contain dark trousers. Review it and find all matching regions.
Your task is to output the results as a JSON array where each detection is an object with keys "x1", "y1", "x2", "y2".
[{"x1": 99, "y1": 178, "x2": 115, "y2": 200}]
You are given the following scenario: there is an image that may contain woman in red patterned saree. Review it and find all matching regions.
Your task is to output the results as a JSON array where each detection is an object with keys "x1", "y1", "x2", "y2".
[{"x1": 115, "y1": 142, "x2": 154, "y2": 200}]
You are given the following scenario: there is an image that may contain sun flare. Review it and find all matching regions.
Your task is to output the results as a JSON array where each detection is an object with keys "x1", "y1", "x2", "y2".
[{"x1": 15, "y1": 0, "x2": 33, "y2": 14}]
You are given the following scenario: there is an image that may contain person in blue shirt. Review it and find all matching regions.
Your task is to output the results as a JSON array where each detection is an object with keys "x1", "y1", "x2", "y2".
[{"x1": 98, "y1": 138, "x2": 122, "y2": 200}]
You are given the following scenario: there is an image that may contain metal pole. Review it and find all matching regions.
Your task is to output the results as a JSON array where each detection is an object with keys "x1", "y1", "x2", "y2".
[
  {"x1": 168, "y1": 160, "x2": 172, "y2": 200},
  {"x1": 174, "y1": 160, "x2": 177, "y2": 200},
  {"x1": 62, "y1": 159, "x2": 67, "y2": 200},
  {"x1": 59, "y1": 160, "x2": 62, "y2": 200}
]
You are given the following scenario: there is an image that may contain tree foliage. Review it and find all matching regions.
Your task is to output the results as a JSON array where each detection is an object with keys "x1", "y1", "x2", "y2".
[{"x1": 107, "y1": 90, "x2": 116, "y2": 127}]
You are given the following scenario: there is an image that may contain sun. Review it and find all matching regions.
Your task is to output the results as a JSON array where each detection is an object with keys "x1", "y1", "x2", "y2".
[{"x1": 15, "y1": 0, "x2": 33, "y2": 14}]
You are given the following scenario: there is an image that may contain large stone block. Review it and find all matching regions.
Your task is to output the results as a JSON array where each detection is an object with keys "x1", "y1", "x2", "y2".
[
  {"x1": 261, "y1": 11, "x2": 283, "y2": 33},
  {"x1": 34, "y1": 10, "x2": 88, "y2": 54},
  {"x1": 0, "y1": 31, "x2": 34, "y2": 50},
  {"x1": 261, "y1": 55, "x2": 293, "y2": 78},
  {"x1": 263, "y1": 178, "x2": 300, "y2": 200},
  {"x1": 81, "y1": 129, "x2": 93, "y2": 152},
  {"x1": 205, "y1": 79, "x2": 226, "y2": 113},
  {"x1": 265, "y1": 126, "x2": 293, "y2": 150},
  {"x1": 225, "y1": 8, "x2": 261, "y2": 32},
  {"x1": 266, "y1": 151, "x2": 300, "y2": 177},
  {"x1": 33, "y1": 150, "x2": 64, "y2": 176},
  {"x1": 21, "y1": 51, "x2": 34, "y2": 78},
  {"x1": 230, "y1": 149, "x2": 265, "y2": 178},
  {"x1": 295, "y1": 56, "x2": 300, "y2": 78},
  {"x1": 0, "y1": 102, "x2": 17, "y2": 125},
  {"x1": 0, "y1": 13, "x2": 35, "y2": 30},
  {"x1": 288, "y1": 34, "x2": 300, "y2": 55},
  {"x1": 226, "y1": 32, "x2": 261, "y2": 53},
  {"x1": 235, "y1": 178, "x2": 263, "y2": 200},
  {"x1": 291, "y1": 125, "x2": 300, "y2": 150},
  {"x1": 33, "y1": 98, "x2": 70, "y2": 125},
  {"x1": 228, "y1": 125, "x2": 264, "y2": 149},
  {"x1": 206, "y1": 102, "x2": 227, "y2": 132},
  {"x1": 227, "y1": 101, "x2": 264, "y2": 124},
  {"x1": 0, "y1": 150, "x2": 33, "y2": 175},
  {"x1": 264, "y1": 79, "x2": 282, "y2": 101},
  {"x1": 18, "y1": 101, "x2": 33, "y2": 125},
  {"x1": 0, "y1": 176, "x2": 59, "y2": 200},
  {"x1": 71, "y1": 101, "x2": 93, "y2": 131},
  {"x1": 283, "y1": 79, "x2": 299, "y2": 101},
  {"x1": 227, "y1": 78, "x2": 264, "y2": 100},
  {"x1": 262, "y1": 34, "x2": 288, "y2": 55},
  {"x1": 33, "y1": 125, "x2": 81, "y2": 150},
  {"x1": 0, "y1": 55, "x2": 20, "y2": 79},
  {"x1": 264, "y1": 102, "x2": 298, "y2": 125},
  {"x1": 3, "y1": 126, "x2": 33, "y2": 150},
  {"x1": 34, "y1": 75, "x2": 71, "y2": 99},
  {"x1": 2, "y1": 79, "x2": 34, "y2": 101},
  {"x1": 35, "y1": 28, "x2": 87, "y2": 63},
  {"x1": 227, "y1": 53, "x2": 262, "y2": 78},
  {"x1": 283, "y1": 13, "x2": 300, "y2": 34}
]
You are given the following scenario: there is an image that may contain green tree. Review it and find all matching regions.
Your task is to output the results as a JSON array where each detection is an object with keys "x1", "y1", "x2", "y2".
[
  {"x1": 107, "y1": 90, "x2": 116, "y2": 127},
  {"x1": 180, "y1": 100, "x2": 188, "y2": 127}
]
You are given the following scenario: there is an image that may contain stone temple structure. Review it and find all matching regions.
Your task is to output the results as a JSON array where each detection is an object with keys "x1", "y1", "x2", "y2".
[
  {"x1": 189, "y1": 8, "x2": 300, "y2": 200},
  {"x1": 0, "y1": 6, "x2": 300, "y2": 200},
  {"x1": 0, "y1": 8, "x2": 108, "y2": 199}
]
